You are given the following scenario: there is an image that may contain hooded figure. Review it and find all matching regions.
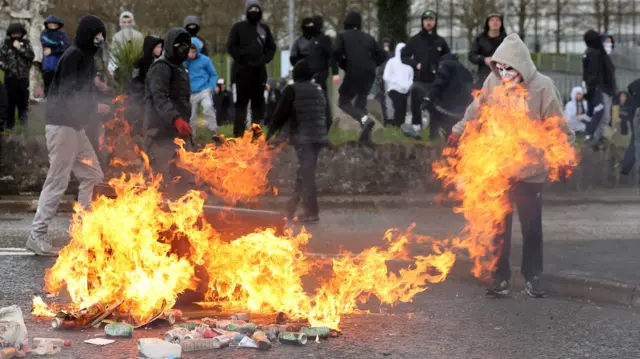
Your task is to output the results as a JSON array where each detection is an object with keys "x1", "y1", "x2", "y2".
[
  {"x1": 601, "y1": 33, "x2": 615, "y2": 55},
  {"x1": 184, "y1": 15, "x2": 209, "y2": 56},
  {"x1": 289, "y1": 17, "x2": 315, "y2": 66},
  {"x1": 28, "y1": 15, "x2": 108, "y2": 257},
  {"x1": 264, "y1": 77, "x2": 280, "y2": 126},
  {"x1": 468, "y1": 13, "x2": 506, "y2": 86},
  {"x1": 306, "y1": 15, "x2": 338, "y2": 129},
  {"x1": 564, "y1": 86, "x2": 590, "y2": 133},
  {"x1": 383, "y1": 43, "x2": 414, "y2": 126},
  {"x1": 227, "y1": 0, "x2": 277, "y2": 137},
  {"x1": 266, "y1": 59, "x2": 328, "y2": 223},
  {"x1": 449, "y1": 33, "x2": 575, "y2": 299},
  {"x1": 112, "y1": 11, "x2": 143, "y2": 52},
  {"x1": 620, "y1": 79, "x2": 640, "y2": 176},
  {"x1": 41, "y1": 15, "x2": 71, "y2": 96},
  {"x1": 185, "y1": 37, "x2": 219, "y2": 140},
  {"x1": 583, "y1": 29, "x2": 616, "y2": 142},
  {"x1": 333, "y1": 11, "x2": 387, "y2": 144}
]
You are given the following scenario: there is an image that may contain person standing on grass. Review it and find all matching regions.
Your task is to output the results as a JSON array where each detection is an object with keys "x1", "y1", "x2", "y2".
[
  {"x1": 383, "y1": 42, "x2": 413, "y2": 127},
  {"x1": 0, "y1": 22, "x2": 35, "y2": 134},
  {"x1": 40, "y1": 15, "x2": 70, "y2": 97},
  {"x1": 27, "y1": 15, "x2": 109, "y2": 256},
  {"x1": 214, "y1": 78, "x2": 233, "y2": 126},
  {"x1": 267, "y1": 59, "x2": 328, "y2": 224},
  {"x1": 185, "y1": 37, "x2": 219, "y2": 142},
  {"x1": 289, "y1": 17, "x2": 315, "y2": 66},
  {"x1": 227, "y1": 0, "x2": 277, "y2": 137},
  {"x1": 309, "y1": 15, "x2": 339, "y2": 130},
  {"x1": 468, "y1": 13, "x2": 506, "y2": 88},
  {"x1": 448, "y1": 33, "x2": 575, "y2": 298}
]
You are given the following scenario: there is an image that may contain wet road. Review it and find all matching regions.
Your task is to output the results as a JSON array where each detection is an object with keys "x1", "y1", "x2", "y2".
[{"x1": 1, "y1": 205, "x2": 639, "y2": 358}]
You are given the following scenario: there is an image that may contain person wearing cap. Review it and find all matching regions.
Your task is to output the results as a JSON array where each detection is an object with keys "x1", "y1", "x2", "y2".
[
  {"x1": 401, "y1": 9, "x2": 451, "y2": 139},
  {"x1": 469, "y1": 13, "x2": 506, "y2": 88}
]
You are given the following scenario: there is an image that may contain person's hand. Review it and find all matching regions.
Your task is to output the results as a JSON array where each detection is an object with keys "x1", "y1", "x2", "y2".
[
  {"x1": 446, "y1": 133, "x2": 460, "y2": 148},
  {"x1": 332, "y1": 75, "x2": 341, "y2": 85},
  {"x1": 43, "y1": 47, "x2": 52, "y2": 56},
  {"x1": 13, "y1": 40, "x2": 21, "y2": 50},
  {"x1": 214, "y1": 87, "x2": 220, "y2": 94},
  {"x1": 174, "y1": 117, "x2": 193, "y2": 138},
  {"x1": 416, "y1": 63, "x2": 421, "y2": 71},
  {"x1": 97, "y1": 103, "x2": 111, "y2": 114},
  {"x1": 94, "y1": 76, "x2": 110, "y2": 92},
  {"x1": 484, "y1": 57, "x2": 492, "y2": 66}
]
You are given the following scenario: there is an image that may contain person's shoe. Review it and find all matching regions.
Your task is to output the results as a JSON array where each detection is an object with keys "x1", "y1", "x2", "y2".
[
  {"x1": 211, "y1": 132, "x2": 224, "y2": 144},
  {"x1": 25, "y1": 236, "x2": 59, "y2": 257},
  {"x1": 486, "y1": 279, "x2": 510, "y2": 297},
  {"x1": 400, "y1": 123, "x2": 421, "y2": 140},
  {"x1": 299, "y1": 214, "x2": 320, "y2": 224},
  {"x1": 524, "y1": 276, "x2": 547, "y2": 298},
  {"x1": 359, "y1": 117, "x2": 375, "y2": 144}
]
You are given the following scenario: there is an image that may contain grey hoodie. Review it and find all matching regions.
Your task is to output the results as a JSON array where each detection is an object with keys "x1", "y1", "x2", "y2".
[
  {"x1": 452, "y1": 33, "x2": 575, "y2": 183},
  {"x1": 245, "y1": 0, "x2": 261, "y2": 12},
  {"x1": 112, "y1": 11, "x2": 143, "y2": 50}
]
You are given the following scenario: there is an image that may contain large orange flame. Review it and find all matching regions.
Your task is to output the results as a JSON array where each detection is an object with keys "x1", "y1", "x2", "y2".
[{"x1": 433, "y1": 83, "x2": 578, "y2": 277}]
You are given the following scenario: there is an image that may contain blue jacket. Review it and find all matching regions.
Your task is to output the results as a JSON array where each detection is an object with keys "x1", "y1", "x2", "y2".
[
  {"x1": 184, "y1": 37, "x2": 217, "y2": 93},
  {"x1": 40, "y1": 15, "x2": 70, "y2": 72}
]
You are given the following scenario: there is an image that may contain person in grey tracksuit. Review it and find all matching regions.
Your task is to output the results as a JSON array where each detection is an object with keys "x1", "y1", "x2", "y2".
[{"x1": 27, "y1": 15, "x2": 109, "y2": 256}]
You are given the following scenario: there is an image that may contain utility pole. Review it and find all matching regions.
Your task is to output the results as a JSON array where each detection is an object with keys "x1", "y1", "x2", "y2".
[
  {"x1": 503, "y1": 0, "x2": 508, "y2": 32},
  {"x1": 288, "y1": 0, "x2": 295, "y2": 49}
]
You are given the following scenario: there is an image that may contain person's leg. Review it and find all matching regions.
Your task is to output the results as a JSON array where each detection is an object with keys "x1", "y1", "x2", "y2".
[
  {"x1": 354, "y1": 76, "x2": 374, "y2": 116},
  {"x1": 72, "y1": 129, "x2": 105, "y2": 209},
  {"x1": 486, "y1": 207, "x2": 513, "y2": 296},
  {"x1": 388, "y1": 90, "x2": 401, "y2": 126},
  {"x1": 298, "y1": 143, "x2": 321, "y2": 221},
  {"x1": 514, "y1": 182, "x2": 545, "y2": 297},
  {"x1": 250, "y1": 80, "x2": 266, "y2": 125},
  {"x1": 321, "y1": 82, "x2": 332, "y2": 130},
  {"x1": 585, "y1": 90, "x2": 603, "y2": 138},
  {"x1": 29, "y1": 125, "x2": 78, "y2": 255},
  {"x1": 201, "y1": 93, "x2": 217, "y2": 134},
  {"x1": 397, "y1": 93, "x2": 408, "y2": 127},
  {"x1": 4, "y1": 77, "x2": 17, "y2": 130},
  {"x1": 594, "y1": 93, "x2": 612, "y2": 141},
  {"x1": 16, "y1": 79, "x2": 29, "y2": 132},
  {"x1": 233, "y1": 78, "x2": 251, "y2": 137},
  {"x1": 338, "y1": 75, "x2": 363, "y2": 122},
  {"x1": 189, "y1": 92, "x2": 200, "y2": 138},
  {"x1": 410, "y1": 82, "x2": 427, "y2": 126},
  {"x1": 286, "y1": 144, "x2": 304, "y2": 219}
]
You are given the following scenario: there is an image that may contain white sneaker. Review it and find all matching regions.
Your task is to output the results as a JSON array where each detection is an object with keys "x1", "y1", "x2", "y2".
[{"x1": 25, "y1": 236, "x2": 59, "y2": 257}]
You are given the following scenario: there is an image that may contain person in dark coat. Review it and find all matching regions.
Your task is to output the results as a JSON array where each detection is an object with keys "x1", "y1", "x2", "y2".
[
  {"x1": 264, "y1": 77, "x2": 280, "y2": 126},
  {"x1": 422, "y1": 53, "x2": 474, "y2": 140},
  {"x1": 289, "y1": 17, "x2": 315, "y2": 66},
  {"x1": 267, "y1": 59, "x2": 328, "y2": 223},
  {"x1": 0, "y1": 22, "x2": 35, "y2": 132},
  {"x1": 468, "y1": 13, "x2": 506, "y2": 88},
  {"x1": 309, "y1": 15, "x2": 339, "y2": 130},
  {"x1": 28, "y1": 15, "x2": 108, "y2": 256},
  {"x1": 333, "y1": 11, "x2": 387, "y2": 144},
  {"x1": 617, "y1": 91, "x2": 633, "y2": 136},
  {"x1": 374, "y1": 38, "x2": 393, "y2": 125},
  {"x1": 401, "y1": 10, "x2": 451, "y2": 139},
  {"x1": 621, "y1": 79, "x2": 640, "y2": 176},
  {"x1": 143, "y1": 27, "x2": 193, "y2": 185},
  {"x1": 583, "y1": 29, "x2": 616, "y2": 143},
  {"x1": 184, "y1": 15, "x2": 208, "y2": 56},
  {"x1": 227, "y1": 0, "x2": 277, "y2": 137},
  {"x1": 40, "y1": 15, "x2": 71, "y2": 97},
  {"x1": 214, "y1": 78, "x2": 233, "y2": 126}
]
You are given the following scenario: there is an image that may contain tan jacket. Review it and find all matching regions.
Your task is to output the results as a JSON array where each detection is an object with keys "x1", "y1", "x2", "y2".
[{"x1": 452, "y1": 33, "x2": 575, "y2": 183}]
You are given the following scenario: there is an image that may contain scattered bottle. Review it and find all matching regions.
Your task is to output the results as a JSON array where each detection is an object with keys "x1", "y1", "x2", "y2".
[
  {"x1": 278, "y1": 332, "x2": 308, "y2": 345},
  {"x1": 104, "y1": 323, "x2": 134, "y2": 337},
  {"x1": 301, "y1": 326, "x2": 330, "y2": 339}
]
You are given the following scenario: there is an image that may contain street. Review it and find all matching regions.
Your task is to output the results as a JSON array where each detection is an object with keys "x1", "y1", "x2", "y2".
[{"x1": 1, "y1": 202, "x2": 639, "y2": 358}]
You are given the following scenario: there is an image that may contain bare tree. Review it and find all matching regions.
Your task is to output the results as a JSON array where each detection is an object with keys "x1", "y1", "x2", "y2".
[
  {"x1": 512, "y1": 0, "x2": 535, "y2": 40},
  {"x1": 592, "y1": 0, "x2": 612, "y2": 32},
  {"x1": 547, "y1": 0, "x2": 573, "y2": 52}
]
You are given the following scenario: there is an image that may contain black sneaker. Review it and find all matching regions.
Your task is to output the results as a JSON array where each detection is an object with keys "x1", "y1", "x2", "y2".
[
  {"x1": 359, "y1": 117, "x2": 375, "y2": 144},
  {"x1": 486, "y1": 279, "x2": 510, "y2": 297},
  {"x1": 524, "y1": 276, "x2": 547, "y2": 298}
]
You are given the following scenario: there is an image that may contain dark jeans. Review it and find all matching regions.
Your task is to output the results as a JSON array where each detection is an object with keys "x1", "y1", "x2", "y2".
[
  {"x1": 494, "y1": 182, "x2": 544, "y2": 282},
  {"x1": 388, "y1": 90, "x2": 408, "y2": 127},
  {"x1": 410, "y1": 82, "x2": 431, "y2": 126},
  {"x1": 5, "y1": 77, "x2": 29, "y2": 130},
  {"x1": 427, "y1": 109, "x2": 457, "y2": 140},
  {"x1": 43, "y1": 71, "x2": 55, "y2": 97},
  {"x1": 233, "y1": 69, "x2": 266, "y2": 137},
  {"x1": 286, "y1": 143, "x2": 323, "y2": 218},
  {"x1": 338, "y1": 74, "x2": 374, "y2": 123}
]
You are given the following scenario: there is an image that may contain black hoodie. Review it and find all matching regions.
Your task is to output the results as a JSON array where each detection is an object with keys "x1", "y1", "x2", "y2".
[
  {"x1": 306, "y1": 15, "x2": 339, "y2": 83},
  {"x1": 583, "y1": 29, "x2": 616, "y2": 97},
  {"x1": 183, "y1": 15, "x2": 208, "y2": 56},
  {"x1": 468, "y1": 13, "x2": 506, "y2": 84},
  {"x1": 401, "y1": 10, "x2": 450, "y2": 84},
  {"x1": 144, "y1": 28, "x2": 192, "y2": 140},
  {"x1": 133, "y1": 36, "x2": 163, "y2": 86},
  {"x1": 46, "y1": 15, "x2": 106, "y2": 130},
  {"x1": 0, "y1": 23, "x2": 35, "y2": 79},
  {"x1": 289, "y1": 17, "x2": 315, "y2": 66},
  {"x1": 426, "y1": 53, "x2": 474, "y2": 114},
  {"x1": 333, "y1": 11, "x2": 386, "y2": 77}
]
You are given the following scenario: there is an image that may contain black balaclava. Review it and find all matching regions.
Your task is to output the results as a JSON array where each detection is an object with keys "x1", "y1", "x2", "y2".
[
  {"x1": 165, "y1": 28, "x2": 191, "y2": 64},
  {"x1": 183, "y1": 15, "x2": 200, "y2": 37},
  {"x1": 301, "y1": 17, "x2": 315, "y2": 39},
  {"x1": 74, "y1": 15, "x2": 107, "y2": 55},
  {"x1": 245, "y1": 0, "x2": 263, "y2": 24},
  {"x1": 311, "y1": 15, "x2": 324, "y2": 36}
]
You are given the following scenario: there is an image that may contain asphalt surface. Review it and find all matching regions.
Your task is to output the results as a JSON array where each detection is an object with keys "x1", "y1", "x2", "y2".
[{"x1": 1, "y1": 204, "x2": 639, "y2": 358}]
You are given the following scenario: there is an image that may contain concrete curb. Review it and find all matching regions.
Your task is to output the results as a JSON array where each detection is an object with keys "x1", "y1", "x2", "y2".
[{"x1": 304, "y1": 252, "x2": 640, "y2": 309}]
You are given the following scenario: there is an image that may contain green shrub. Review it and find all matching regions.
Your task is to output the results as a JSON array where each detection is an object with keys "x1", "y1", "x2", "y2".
[{"x1": 110, "y1": 39, "x2": 143, "y2": 91}]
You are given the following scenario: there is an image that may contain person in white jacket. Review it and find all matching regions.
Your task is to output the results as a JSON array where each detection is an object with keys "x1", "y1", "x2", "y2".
[
  {"x1": 564, "y1": 86, "x2": 590, "y2": 133},
  {"x1": 383, "y1": 43, "x2": 414, "y2": 127}
]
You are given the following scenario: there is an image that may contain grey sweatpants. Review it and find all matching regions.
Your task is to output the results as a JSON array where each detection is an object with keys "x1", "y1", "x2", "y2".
[
  {"x1": 594, "y1": 93, "x2": 612, "y2": 141},
  {"x1": 189, "y1": 89, "x2": 217, "y2": 137},
  {"x1": 31, "y1": 125, "x2": 104, "y2": 242}
]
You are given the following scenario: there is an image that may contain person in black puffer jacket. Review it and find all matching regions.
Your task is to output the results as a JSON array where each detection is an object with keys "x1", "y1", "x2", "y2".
[
  {"x1": 144, "y1": 27, "x2": 193, "y2": 185},
  {"x1": 267, "y1": 59, "x2": 328, "y2": 224},
  {"x1": 126, "y1": 35, "x2": 163, "y2": 135},
  {"x1": 620, "y1": 79, "x2": 640, "y2": 176},
  {"x1": 308, "y1": 15, "x2": 339, "y2": 130},
  {"x1": 468, "y1": 13, "x2": 506, "y2": 88}
]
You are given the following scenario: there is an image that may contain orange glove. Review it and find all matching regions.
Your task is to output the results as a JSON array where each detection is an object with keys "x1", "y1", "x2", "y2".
[{"x1": 174, "y1": 117, "x2": 192, "y2": 138}]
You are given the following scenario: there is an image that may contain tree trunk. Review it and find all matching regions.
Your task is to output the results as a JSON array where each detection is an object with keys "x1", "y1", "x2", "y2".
[{"x1": 376, "y1": 0, "x2": 409, "y2": 45}]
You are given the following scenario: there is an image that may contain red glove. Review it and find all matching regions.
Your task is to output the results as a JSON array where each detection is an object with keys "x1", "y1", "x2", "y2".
[
  {"x1": 174, "y1": 117, "x2": 192, "y2": 138},
  {"x1": 447, "y1": 133, "x2": 460, "y2": 148}
]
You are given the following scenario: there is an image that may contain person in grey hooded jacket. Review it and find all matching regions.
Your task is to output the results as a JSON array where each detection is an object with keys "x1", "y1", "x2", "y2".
[
  {"x1": 450, "y1": 33, "x2": 575, "y2": 299},
  {"x1": 184, "y1": 15, "x2": 209, "y2": 56}
]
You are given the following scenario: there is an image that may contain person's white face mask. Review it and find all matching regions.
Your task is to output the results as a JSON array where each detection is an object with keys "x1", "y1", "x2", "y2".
[
  {"x1": 496, "y1": 63, "x2": 520, "y2": 84},
  {"x1": 604, "y1": 43, "x2": 613, "y2": 54}
]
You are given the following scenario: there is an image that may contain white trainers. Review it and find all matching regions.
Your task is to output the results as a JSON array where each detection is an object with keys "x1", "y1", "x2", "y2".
[{"x1": 25, "y1": 236, "x2": 59, "y2": 257}]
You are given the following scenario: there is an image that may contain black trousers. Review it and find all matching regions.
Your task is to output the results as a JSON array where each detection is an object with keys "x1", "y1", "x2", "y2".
[
  {"x1": 286, "y1": 143, "x2": 323, "y2": 218},
  {"x1": 338, "y1": 74, "x2": 373, "y2": 123},
  {"x1": 314, "y1": 71, "x2": 333, "y2": 130},
  {"x1": 388, "y1": 90, "x2": 408, "y2": 127},
  {"x1": 5, "y1": 77, "x2": 29, "y2": 130},
  {"x1": 233, "y1": 68, "x2": 265, "y2": 137},
  {"x1": 410, "y1": 82, "x2": 431, "y2": 126},
  {"x1": 494, "y1": 182, "x2": 544, "y2": 282},
  {"x1": 43, "y1": 71, "x2": 55, "y2": 97}
]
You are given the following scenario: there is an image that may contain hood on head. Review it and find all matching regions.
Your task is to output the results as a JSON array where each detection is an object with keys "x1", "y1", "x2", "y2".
[
  {"x1": 74, "y1": 15, "x2": 106, "y2": 52},
  {"x1": 584, "y1": 29, "x2": 603, "y2": 50},
  {"x1": 190, "y1": 37, "x2": 203, "y2": 55},
  {"x1": 143, "y1": 35, "x2": 163, "y2": 57},
  {"x1": 6, "y1": 23, "x2": 26, "y2": 37},
  {"x1": 344, "y1": 11, "x2": 362, "y2": 30},
  {"x1": 421, "y1": 9, "x2": 438, "y2": 30},
  {"x1": 164, "y1": 27, "x2": 191, "y2": 61},
  {"x1": 601, "y1": 33, "x2": 615, "y2": 49},
  {"x1": 301, "y1": 17, "x2": 315, "y2": 37},
  {"x1": 293, "y1": 59, "x2": 313, "y2": 82},
  {"x1": 484, "y1": 13, "x2": 505, "y2": 34},
  {"x1": 394, "y1": 42, "x2": 405, "y2": 58},
  {"x1": 278, "y1": 77, "x2": 287, "y2": 89},
  {"x1": 312, "y1": 15, "x2": 324, "y2": 30},
  {"x1": 183, "y1": 15, "x2": 200, "y2": 27},
  {"x1": 490, "y1": 33, "x2": 537, "y2": 84},
  {"x1": 119, "y1": 11, "x2": 135, "y2": 28},
  {"x1": 627, "y1": 79, "x2": 640, "y2": 102},
  {"x1": 267, "y1": 77, "x2": 276, "y2": 88},
  {"x1": 245, "y1": 0, "x2": 262, "y2": 13},
  {"x1": 44, "y1": 15, "x2": 64, "y2": 29},
  {"x1": 570, "y1": 86, "x2": 584, "y2": 101}
]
